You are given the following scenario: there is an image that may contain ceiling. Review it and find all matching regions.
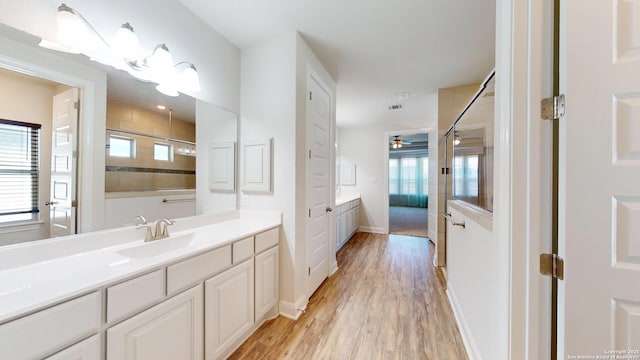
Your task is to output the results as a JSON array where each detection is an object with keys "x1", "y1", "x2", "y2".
[{"x1": 178, "y1": 0, "x2": 496, "y2": 128}]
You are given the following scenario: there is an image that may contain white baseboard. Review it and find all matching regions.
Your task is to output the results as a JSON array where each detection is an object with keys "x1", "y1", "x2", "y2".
[
  {"x1": 279, "y1": 295, "x2": 308, "y2": 320},
  {"x1": 447, "y1": 287, "x2": 481, "y2": 360},
  {"x1": 358, "y1": 226, "x2": 385, "y2": 234},
  {"x1": 329, "y1": 261, "x2": 339, "y2": 276}
]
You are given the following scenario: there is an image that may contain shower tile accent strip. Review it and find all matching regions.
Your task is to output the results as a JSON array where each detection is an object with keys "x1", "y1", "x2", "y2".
[{"x1": 105, "y1": 166, "x2": 196, "y2": 175}]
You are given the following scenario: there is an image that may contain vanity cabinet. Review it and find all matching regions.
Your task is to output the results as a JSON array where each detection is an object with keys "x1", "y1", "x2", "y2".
[
  {"x1": 205, "y1": 258, "x2": 254, "y2": 360},
  {"x1": 0, "y1": 222, "x2": 281, "y2": 360},
  {"x1": 0, "y1": 292, "x2": 101, "y2": 360},
  {"x1": 44, "y1": 334, "x2": 100, "y2": 360},
  {"x1": 336, "y1": 198, "x2": 360, "y2": 250},
  {"x1": 107, "y1": 285, "x2": 203, "y2": 360}
]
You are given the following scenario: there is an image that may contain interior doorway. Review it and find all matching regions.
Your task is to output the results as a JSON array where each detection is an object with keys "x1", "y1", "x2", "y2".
[
  {"x1": 0, "y1": 66, "x2": 79, "y2": 243},
  {"x1": 387, "y1": 133, "x2": 429, "y2": 238}
]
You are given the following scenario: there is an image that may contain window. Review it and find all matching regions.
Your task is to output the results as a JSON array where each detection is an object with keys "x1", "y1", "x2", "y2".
[
  {"x1": 388, "y1": 156, "x2": 429, "y2": 208},
  {"x1": 154, "y1": 142, "x2": 173, "y2": 161},
  {"x1": 453, "y1": 154, "x2": 479, "y2": 199},
  {"x1": 0, "y1": 119, "x2": 41, "y2": 223},
  {"x1": 109, "y1": 135, "x2": 135, "y2": 158},
  {"x1": 389, "y1": 159, "x2": 399, "y2": 193}
]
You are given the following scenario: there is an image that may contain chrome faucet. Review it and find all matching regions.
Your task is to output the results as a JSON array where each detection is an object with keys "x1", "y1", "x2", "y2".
[{"x1": 154, "y1": 219, "x2": 175, "y2": 240}]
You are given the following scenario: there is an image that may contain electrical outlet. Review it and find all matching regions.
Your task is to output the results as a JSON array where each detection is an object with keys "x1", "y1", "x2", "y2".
[
  {"x1": 242, "y1": 194, "x2": 249, "y2": 206},
  {"x1": 231, "y1": 194, "x2": 236, "y2": 205}
]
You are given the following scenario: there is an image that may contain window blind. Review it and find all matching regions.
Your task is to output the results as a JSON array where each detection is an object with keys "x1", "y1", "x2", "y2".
[{"x1": 0, "y1": 119, "x2": 41, "y2": 223}]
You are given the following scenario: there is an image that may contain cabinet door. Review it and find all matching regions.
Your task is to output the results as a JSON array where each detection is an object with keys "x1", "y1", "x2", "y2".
[
  {"x1": 255, "y1": 246, "x2": 279, "y2": 320},
  {"x1": 205, "y1": 258, "x2": 254, "y2": 360},
  {"x1": 107, "y1": 285, "x2": 203, "y2": 360},
  {"x1": 340, "y1": 212, "x2": 347, "y2": 244},
  {"x1": 346, "y1": 208, "x2": 354, "y2": 237}
]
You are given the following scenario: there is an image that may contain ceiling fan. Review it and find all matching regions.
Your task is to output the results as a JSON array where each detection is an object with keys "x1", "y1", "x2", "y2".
[{"x1": 390, "y1": 135, "x2": 412, "y2": 149}]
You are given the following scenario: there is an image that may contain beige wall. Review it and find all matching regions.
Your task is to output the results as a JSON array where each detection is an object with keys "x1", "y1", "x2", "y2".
[
  {"x1": 0, "y1": 68, "x2": 56, "y2": 245},
  {"x1": 436, "y1": 83, "x2": 480, "y2": 266},
  {"x1": 105, "y1": 102, "x2": 195, "y2": 192}
]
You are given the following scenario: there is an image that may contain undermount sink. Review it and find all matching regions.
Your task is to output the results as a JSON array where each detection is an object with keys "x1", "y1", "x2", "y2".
[{"x1": 116, "y1": 233, "x2": 196, "y2": 259}]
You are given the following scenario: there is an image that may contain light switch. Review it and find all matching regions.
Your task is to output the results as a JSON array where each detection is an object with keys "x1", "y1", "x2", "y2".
[{"x1": 370, "y1": 176, "x2": 378, "y2": 184}]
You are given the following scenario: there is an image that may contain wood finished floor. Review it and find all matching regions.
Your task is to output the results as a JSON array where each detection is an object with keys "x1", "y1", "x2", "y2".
[{"x1": 229, "y1": 232, "x2": 468, "y2": 360}]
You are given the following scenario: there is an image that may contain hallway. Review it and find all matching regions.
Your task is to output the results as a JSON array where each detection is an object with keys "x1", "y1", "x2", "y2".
[{"x1": 230, "y1": 233, "x2": 468, "y2": 359}]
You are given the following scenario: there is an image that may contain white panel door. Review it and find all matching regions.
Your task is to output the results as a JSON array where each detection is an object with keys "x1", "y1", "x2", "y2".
[
  {"x1": 560, "y1": 0, "x2": 640, "y2": 356},
  {"x1": 306, "y1": 75, "x2": 332, "y2": 297},
  {"x1": 107, "y1": 285, "x2": 203, "y2": 360},
  {"x1": 49, "y1": 88, "x2": 78, "y2": 237}
]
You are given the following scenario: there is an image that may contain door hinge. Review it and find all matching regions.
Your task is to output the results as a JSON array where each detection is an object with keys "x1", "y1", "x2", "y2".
[
  {"x1": 74, "y1": 101, "x2": 79, "y2": 110},
  {"x1": 309, "y1": 208, "x2": 311, "y2": 217},
  {"x1": 541, "y1": 94, "x2": 565, "y2": 120},
  {"x1": 71, "y1": 200, "x2": 77, "y2": 208},
  {"x1": 309, "y1": 91, "x2": 312, "y2": 101},
  {"x1": 308, "y1": 267, "x2": 311, "y2": 276},
  {"x1": 309, "y1": 150, "x2": 311, "y2": 159},
  {"x1": 540, "y1": 253, "x2": 564, "y2": 280}
]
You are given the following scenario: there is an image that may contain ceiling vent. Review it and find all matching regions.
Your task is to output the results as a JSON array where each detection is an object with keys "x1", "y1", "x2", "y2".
[{"x1": 388, "y1": 104, "x2": 403, "y2": 110}]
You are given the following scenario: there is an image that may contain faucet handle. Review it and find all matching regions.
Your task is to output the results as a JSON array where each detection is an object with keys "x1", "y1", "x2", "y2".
[{"x1": 134, "y1": 215, "x2": 147, "y2": 225}]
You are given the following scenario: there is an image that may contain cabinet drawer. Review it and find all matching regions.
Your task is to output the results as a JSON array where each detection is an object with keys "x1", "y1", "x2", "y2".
[
  {"x1": 233, "y1": 236, "x2": 254, "y2": 264},
  {"x1": 167, "y1": 245, "x2": 231, "y2": 295},
  {"x1": 45, "y1": 334, "x2": 100, "y2": 360},
  {"x1": 0, "y1": 292, "x2": 100, "y2": 360},
  {"x1": 350, "y1": 199, "x2": 360, "y2": 209},
  {"x1": 255, "y1": 227, "x2": 279, "y2": 254},
  {"x1": 107, "y1": 269, "x2": 165, "y2": 324}
]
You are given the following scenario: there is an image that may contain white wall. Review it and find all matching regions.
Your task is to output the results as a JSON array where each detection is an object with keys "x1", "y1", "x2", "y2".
[
  {"x1": 0, "y1": 0, "x2": 240, "y2": 234},
  {"x1": 240, "y1": 32, "x2": 299, "y2": 312},
  {"x1": 338, "y1": 121, "x2": 435, "y2": 233},
  {"x1": 240, "y1": 32, "x2": 336, "y2": 317},
  {"x1": 446, "y1": 203, "x2": 497, "y2": 360}
]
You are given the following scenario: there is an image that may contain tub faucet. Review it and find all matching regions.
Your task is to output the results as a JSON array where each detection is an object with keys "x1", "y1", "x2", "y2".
[{"x1": 154, "y1": 219, "x2": 175, "y2": 240}]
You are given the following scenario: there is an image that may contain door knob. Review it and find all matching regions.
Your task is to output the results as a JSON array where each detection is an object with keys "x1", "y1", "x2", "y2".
[
  {"x1": 45, "y1": 201, "x2": 58, "y2": 206},
  {"x1": 326, "y1": 207, "x2": 333, "y2": 212}
]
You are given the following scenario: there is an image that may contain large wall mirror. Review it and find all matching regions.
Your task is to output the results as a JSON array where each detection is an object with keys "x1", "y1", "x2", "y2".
[
  {"x1": 0, "y1": 24, "x2": 238, "y2": 246},
  {"x1": 446, "y1": 71, "x2": 495, "y2": 213}
]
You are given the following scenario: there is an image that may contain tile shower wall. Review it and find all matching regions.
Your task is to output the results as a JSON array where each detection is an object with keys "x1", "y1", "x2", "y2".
[{"x1": 105, "y1": 102, "x2": 196, "y2": 192}]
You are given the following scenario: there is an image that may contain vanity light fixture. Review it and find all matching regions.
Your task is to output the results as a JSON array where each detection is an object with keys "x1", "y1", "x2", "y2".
[
  {"x1": 39, "y1": 3, "x2": 201, "y2": 97},
  {"x1": 453, "y1": 134, "x2": 462, "y2": 146}
]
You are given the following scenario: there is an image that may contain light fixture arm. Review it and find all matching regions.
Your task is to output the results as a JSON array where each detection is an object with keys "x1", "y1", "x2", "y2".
[{"x1": 58, "y1": 3, "x2": 110, "y2": 48}]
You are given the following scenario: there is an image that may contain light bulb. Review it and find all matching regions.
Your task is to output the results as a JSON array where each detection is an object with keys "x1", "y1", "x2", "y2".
[
  {"x1": 454, "y1": 138, "x2": 461, "y2": 146},
  {"x1": 115, "y1": 23, "x2": 140, "y2": 59},
  {"x1": 180, "y1": 64, "x2": 201, "y2": 92},
  {"x1": 147, "y1": 44, "x2": 174, "y2": 73},
  {"x1": 156, "y1": 82, "x2": 178, "y2": 97},
  {"x1": 56, "y1": 4, "x2": 93, "y2": 51}
]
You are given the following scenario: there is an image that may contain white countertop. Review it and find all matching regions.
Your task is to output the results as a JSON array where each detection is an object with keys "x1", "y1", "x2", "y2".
[
  {"x1": 336, "y1": 193, "x2": 361, "y2": 206},
  {"x1": 0, "y1": 210, "x2": 281, "y2": 323}
]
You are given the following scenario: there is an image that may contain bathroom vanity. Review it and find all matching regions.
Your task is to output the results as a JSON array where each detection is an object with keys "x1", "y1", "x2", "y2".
[{"x1": 0, "y1": 210, "x2": 281, "y2": 360}]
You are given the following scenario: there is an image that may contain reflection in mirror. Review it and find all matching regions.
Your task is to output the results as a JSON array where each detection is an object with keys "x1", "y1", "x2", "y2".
[
  {"x1": 0, "y1": 24, "x2": 238, "y2": 247},
  {"x1": 104, "y1": 67, "x2": 196, "y2": 192},
  {"x1": 196, "y1": 101, "x2": 238, "y2": 214},
  {"x1": 451, "y1": 72, "x2": 495, "y2": 212}
]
